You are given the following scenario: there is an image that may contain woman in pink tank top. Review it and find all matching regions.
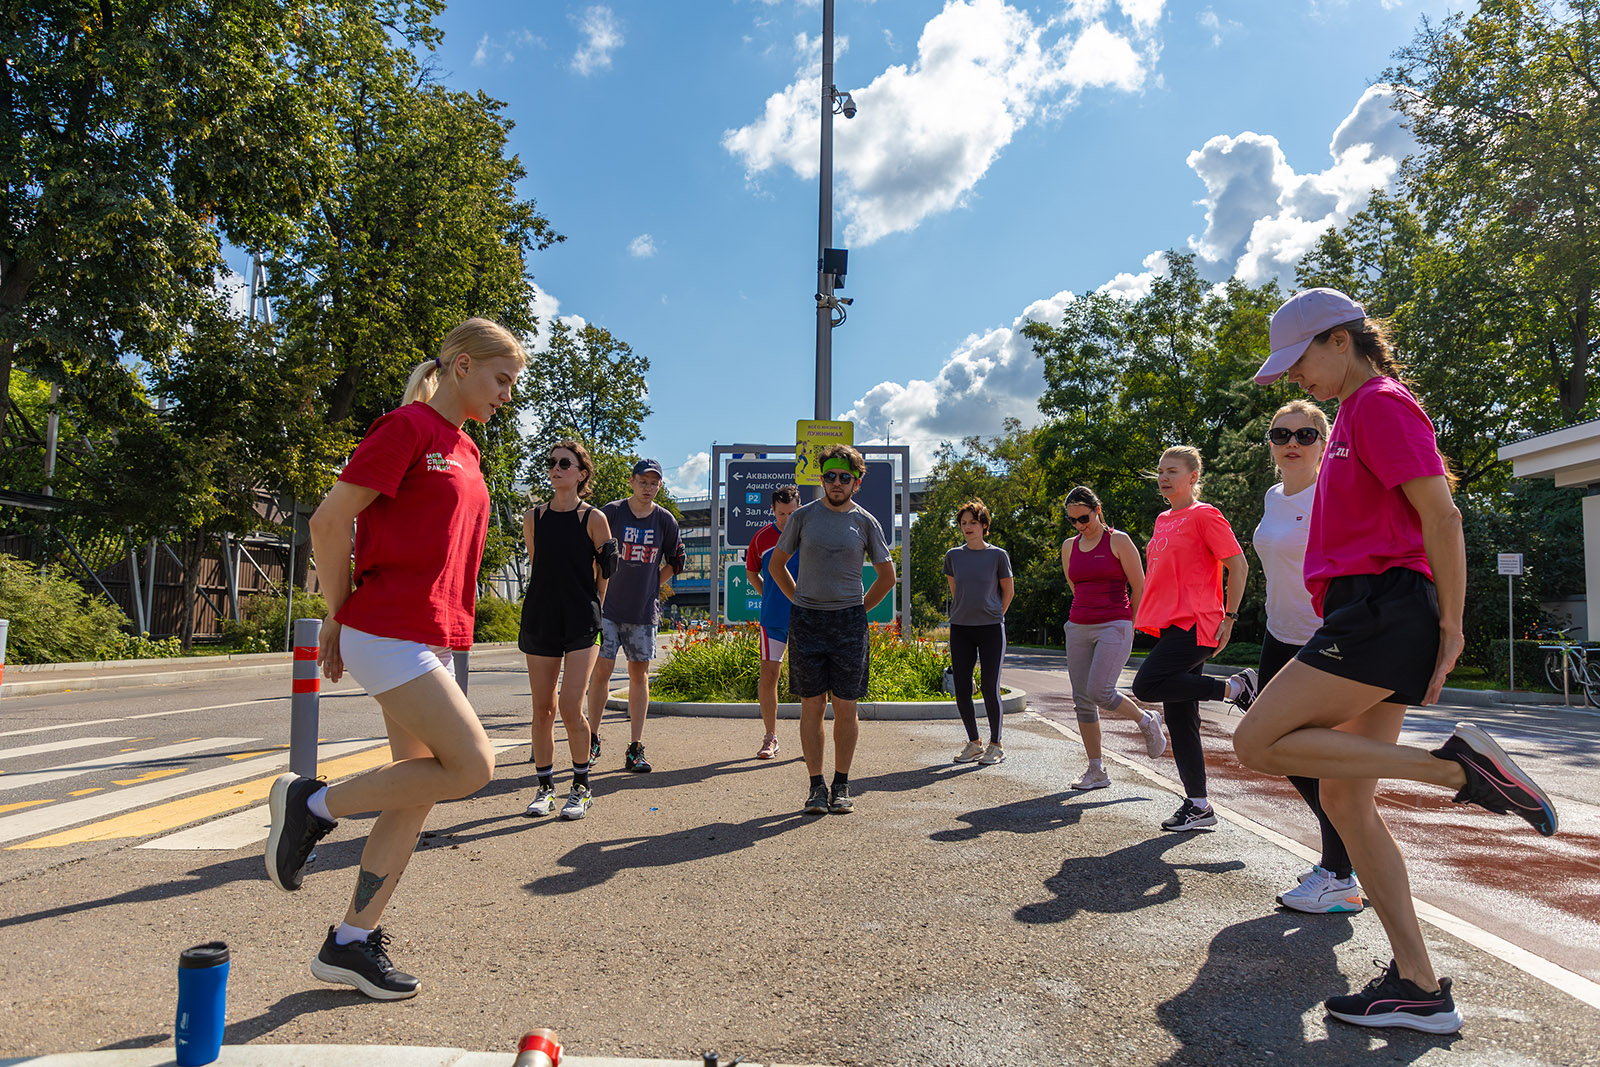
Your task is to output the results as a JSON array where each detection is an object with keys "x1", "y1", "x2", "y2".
[{"x1": 1061, "y1": 486, "x2": 1167, "y2": 790}]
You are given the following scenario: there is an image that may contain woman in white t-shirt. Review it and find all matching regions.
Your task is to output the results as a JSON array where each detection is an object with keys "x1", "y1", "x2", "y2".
[{"x1": 1252, "y1": 399, "x2": 1359, "y2": 915}]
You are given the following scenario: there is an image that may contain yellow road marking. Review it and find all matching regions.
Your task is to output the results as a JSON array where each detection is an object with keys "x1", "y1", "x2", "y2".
[
  {"x1": 9, "y1": 745, "x2": 394, "y2": 848},
  {"x1": 112, "y1": 767, "x2": 188, "y2": 786},
  {"x1": 69, "y1": 788, "x2": 102, "y2": 796},
  {"x1": 0, "y1": 799, "x2": 55, "y2": 814},
  {"x1": 227, "y1": 746, "x2": 287, "y2": 761}
]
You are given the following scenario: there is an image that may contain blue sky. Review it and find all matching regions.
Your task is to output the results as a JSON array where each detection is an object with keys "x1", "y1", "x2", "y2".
[{"x1": 247, "y1": 0, "x2": 1464, "y2": 494}]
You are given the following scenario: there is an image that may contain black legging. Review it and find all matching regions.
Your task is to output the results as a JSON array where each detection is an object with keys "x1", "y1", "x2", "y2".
[
  {"x1": 1260, "y1": 631, "x2": 1354, "y2": 879},
  {"x1": 950, "y1": 622, "x2": 1006, "y2": 744},
  {"x1": 1131, "y1": 625, "x2": 1226, "y2": 799}
]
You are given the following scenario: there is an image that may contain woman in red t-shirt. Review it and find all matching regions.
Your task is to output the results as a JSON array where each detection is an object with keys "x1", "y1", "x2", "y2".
[
  {"x1": 1235, "y1": 288, "x2": 1557, "y2": 1034},
  {"x1": 1130, "y1": 446, "x2": 1254, "y2": 832},
  {"x1": 265, "y1": 317, "x2": 525, "y2": 1001}
]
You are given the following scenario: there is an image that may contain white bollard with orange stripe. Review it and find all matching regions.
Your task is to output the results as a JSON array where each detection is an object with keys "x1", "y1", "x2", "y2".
[
  {"x1": 0, "y1": 619, "x2": 8, "y2": 703},
  {"x1": 290, "y1": 617, "x2": 321, "y2": 779}
]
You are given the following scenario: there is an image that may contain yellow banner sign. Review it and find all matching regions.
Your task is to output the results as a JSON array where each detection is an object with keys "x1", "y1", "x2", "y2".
[{"x1": 794, "y1": 420, "x2": 854, "y2": 485}]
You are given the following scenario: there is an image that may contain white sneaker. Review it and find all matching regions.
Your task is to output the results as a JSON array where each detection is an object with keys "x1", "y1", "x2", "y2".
[
  {"x1": 1138, "y1": 712, "x2": 1167, "y2": 759},
  {"x1": 1278, "y1": 866, "x2": 1363, "y2": 913},
  {"x1": 1071, "y1": 765, "x2": 1111, "y2": 790},
  {"x1": 954, "y1": 740, "x2": 985, "y2": 763},
  {"x1": 978, "y1": 743, "x2": 1006, "y2": 765},
  {"x1": 559, "y1": 785, "x2": 593, "y2": 821},
  {"x1": 524, "y1": 784, "x2": 557, "y2": 817}
]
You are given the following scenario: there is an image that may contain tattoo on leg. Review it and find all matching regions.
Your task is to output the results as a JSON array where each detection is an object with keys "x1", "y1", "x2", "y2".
[{"x1": 352, "y1": 867, "x2": 389, "y2": 914}]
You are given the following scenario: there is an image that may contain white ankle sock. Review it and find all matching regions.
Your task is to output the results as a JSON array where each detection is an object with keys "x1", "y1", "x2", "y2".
[
  {"x1": 1140, "y1": 710, "x2": 1156, "y2": 725},
  {"x1": 1088, "y1": 758, "x2": 1104, "y2": 771},
  {"x1": 307, "y1": 786, "x2": 333, "y2": 823},
  {"x1": 1189, "y1": 797, "x2": 1210, "y2": 809},
  {"x1": 334, "y1": 922, "x2": 372, "y2": 946}
]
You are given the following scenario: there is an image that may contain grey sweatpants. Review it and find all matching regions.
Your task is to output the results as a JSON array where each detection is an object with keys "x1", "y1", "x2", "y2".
[{"x1": 1065, "y1": 619, "x2": 1135, "y2": 723}]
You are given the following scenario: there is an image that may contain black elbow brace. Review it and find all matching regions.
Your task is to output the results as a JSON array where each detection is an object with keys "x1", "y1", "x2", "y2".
[{"x1": 597, "y1": 539, "x2": 620, "y2": 578}]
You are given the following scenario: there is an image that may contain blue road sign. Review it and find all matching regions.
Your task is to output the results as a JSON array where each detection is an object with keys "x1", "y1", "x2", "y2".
[{"x1": 725, "y1": 459, "x2": 895, "y2": 549}]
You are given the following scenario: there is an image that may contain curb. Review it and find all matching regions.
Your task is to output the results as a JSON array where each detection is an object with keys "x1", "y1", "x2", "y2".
[
  {"x1": 608, "y1": 688, "x2": 1028, "y2": 720},
  {"x1": 0, "y1": 1050, "x2": 823, "y2": 1067}
]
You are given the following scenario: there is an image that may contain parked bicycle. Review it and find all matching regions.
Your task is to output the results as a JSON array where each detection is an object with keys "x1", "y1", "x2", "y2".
[{"x1": 1534, "y1": 626, "x2": 1600, "y2": 707}]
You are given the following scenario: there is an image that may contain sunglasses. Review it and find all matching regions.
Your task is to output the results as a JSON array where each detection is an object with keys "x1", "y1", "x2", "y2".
[
  {"x1": 821, "y1": 470, "x2": 856, "y2": 484},
  {"x1": 547, "y1": 456, "x2": 578, "y2": 470},
  {"x1": 1268, "y1": 427, "x2": 1321, "y2": 447},
  {"x1": 1066, "y1": 512, "x2": 1094, "y2": 525}
]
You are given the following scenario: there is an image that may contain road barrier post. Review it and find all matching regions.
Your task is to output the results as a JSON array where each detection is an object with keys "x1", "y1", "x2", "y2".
[
  {"x1": 0, "y1": 619, "x2": 8, "y2": 703},
  {"x1": 453, "y1": 647, "x2": 469, "y2": 695},
  {"x1": 291, "y1": 618, "x2": 321, "y2": 778}
]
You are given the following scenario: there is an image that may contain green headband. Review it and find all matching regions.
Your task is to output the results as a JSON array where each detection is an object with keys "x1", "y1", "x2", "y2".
[{"x1": 820, "y1": 457, "x2": 857, "y2": 476}]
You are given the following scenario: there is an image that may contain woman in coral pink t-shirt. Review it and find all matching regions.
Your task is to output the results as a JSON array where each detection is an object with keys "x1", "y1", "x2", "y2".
[
  {"x1": 264, "y1": 318, "x2": 525, "y2": 1002},
  {"x1": 1129, "y1": 445, "x2": 1254, "y2": 833},
  {"x1": 1235, "y1": 288, "x2": 1558, "y2": 1034}
]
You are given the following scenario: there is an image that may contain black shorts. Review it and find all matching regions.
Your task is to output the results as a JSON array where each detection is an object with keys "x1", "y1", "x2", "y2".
[
  {"x1": 787, "y1": 604, "x2": 870, "y2": 700},
  {"x1": 518, "y1": 596, "x2": 601, "y2": 658},
  {"x1": 1297, "y1": 567, "x2": 1439, "y2": 706}
]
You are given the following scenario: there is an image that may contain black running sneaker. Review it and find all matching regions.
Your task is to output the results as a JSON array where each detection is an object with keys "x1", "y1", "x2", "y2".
[
  {"x1": 1325, "y1": 959, "x2": 1462, "y2": 1034},
  {"x1": 1432, "y1": 721, "x2": 1558, "y2": 836},
  {"x1": 266, "y1": 773, "x2": 336, "y2": 891},
  {"x1": 590, "y1": 734, "x2": 601, "y2": 763},
  {"x1": 828, "y1": 782, "x2": 854, "y2": 814},
  {"x1": 1160, "y1": 800, "x2": 1218, "y2": 832},
  {"x1": 310, "y1": 926, "x2": 421, "y2": 1001},
  {"x1": 1226, "y1": 668, "x2": 1258, "y2": 714},
  {"x1": 803, "y1": 783, "x2": 830, "y2": 815},
  {"x1": 624, "y1": 740, "x2": 651, "y2": 773}
]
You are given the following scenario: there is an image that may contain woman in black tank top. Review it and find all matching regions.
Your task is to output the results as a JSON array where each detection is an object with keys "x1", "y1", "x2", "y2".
[{"x1": 519, "y1": 440, "x2": 612, "y2": 820}]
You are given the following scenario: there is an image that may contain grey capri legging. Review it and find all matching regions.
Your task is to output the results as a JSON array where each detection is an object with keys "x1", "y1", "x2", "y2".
[{"x1": 1065, "y1": 619, "x2": 1135, "y2": 723}]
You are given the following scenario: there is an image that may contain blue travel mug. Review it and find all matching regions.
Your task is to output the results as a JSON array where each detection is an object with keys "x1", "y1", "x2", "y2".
[{"x1": 175, "y1": 941, "x2": 229, "y2": 1067}]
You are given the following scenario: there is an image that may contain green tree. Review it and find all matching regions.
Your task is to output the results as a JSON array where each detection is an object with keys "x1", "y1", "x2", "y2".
[
  {"x1": 1386, "y1": 0, "x2": 1600, "y2": 420},
  {"x1": 1, "y1": 0, "x2": 339, "y2": 432},
  {"x1": 526, "y1": 319, "x2": 652, "y2": 459},
  {"x1": 78, "y1": 302, "x2": 346, "y2": 648}
]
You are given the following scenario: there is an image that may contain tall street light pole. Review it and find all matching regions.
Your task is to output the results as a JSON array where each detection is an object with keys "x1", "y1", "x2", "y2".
[{"x1": 813, "y1": 0, "x2": 837, "y2": 422}]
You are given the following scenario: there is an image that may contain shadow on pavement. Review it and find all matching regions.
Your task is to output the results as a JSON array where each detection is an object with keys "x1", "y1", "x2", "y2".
[
  {"x1": 0, "y1": 855, "x2": 264, "y2": 931},
  {"x1": 1154, "y1": 910, "x2": 1455, "y2": 1066},
  {"x1": 222, "y1": 989, "x2": 371, "y2": 1043},
  {"x1": 522, "y1": 809, "x2": 811, "y2": 895},
  {"x1": 1015, "y1": 833, "x2": 1247, "y2": 923},
  {"x1": 929, "y1": 790, "x2": 1142, "y2": 842}
]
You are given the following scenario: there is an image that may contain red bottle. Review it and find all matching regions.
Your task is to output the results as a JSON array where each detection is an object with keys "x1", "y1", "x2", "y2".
[{"x1": 512, "y1": 1030, "x2": 562, "y2": 1067}]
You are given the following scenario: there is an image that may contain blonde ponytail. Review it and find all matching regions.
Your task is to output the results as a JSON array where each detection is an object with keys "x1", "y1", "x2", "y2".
[{"x1": 401, "y1": 317, "x2": 527, "y2": 407}]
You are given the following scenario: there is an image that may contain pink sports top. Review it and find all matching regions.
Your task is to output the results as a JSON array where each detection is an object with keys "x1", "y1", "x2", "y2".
[{"x1": 1067, "y1": 531, "x2": 1132, "y2": 624}]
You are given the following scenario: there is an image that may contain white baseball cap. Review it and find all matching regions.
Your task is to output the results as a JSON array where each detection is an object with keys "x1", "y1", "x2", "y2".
[{"x1": 1254, "y1": 288, "x2": 1366, "y2": 385}]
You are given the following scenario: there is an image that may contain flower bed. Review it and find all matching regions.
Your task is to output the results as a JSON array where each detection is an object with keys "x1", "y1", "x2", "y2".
[{"x1": 653, "y1": 621, "x2": 946, "y2": 703}]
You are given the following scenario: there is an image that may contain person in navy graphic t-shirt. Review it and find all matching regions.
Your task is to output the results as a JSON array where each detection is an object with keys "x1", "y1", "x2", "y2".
[{"x1": 584, "y1": 458, "x2": 683, "y2": 773}]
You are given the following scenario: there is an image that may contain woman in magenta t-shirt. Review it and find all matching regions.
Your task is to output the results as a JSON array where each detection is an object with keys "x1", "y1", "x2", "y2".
[
  {"x1": 1060, "y1": 484, "x2": 1166, "y2": 791},
  {"x1": 264, "y1": 318, "x2": 526, "y2": 1002},
  {"x1": 1129, "y1": 446, "x2": 1255, "y2": 832},
  {"x1": 1235, "y1": 288, "x2": 1558, "y2": 1034}
]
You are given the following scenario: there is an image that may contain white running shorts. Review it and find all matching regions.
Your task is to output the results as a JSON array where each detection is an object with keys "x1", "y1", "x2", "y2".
[{"x1": 339, "y1": 625, "x2": 454, "y2": 696}]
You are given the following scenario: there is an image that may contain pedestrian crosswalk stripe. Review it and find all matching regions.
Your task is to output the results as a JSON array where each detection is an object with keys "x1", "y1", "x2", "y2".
[
  {"x1": 0, "y1": 737, "x2": 134, "y2": 764},
  {"x1": 0, "y1": 738, "x2": 384, "y2": 847},
  {"x1": 0, "y1": 737, "x2": 258, "y2": 794}
]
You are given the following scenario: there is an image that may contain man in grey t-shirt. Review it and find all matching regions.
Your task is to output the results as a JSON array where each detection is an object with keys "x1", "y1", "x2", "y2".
[{"x1": 769, "y1": 444, "x2": 895, "y2": 816}]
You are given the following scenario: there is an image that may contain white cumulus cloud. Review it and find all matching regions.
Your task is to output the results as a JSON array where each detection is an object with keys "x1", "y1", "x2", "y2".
[
  {"x1": 572, "y1": 6, "x2": 623, "y2": 76},
  {"x1": 724, "y1": 0, "x2": 1163, "y2": 246},
  {"x1": 1186, "y1": 84, "x2": 1415, "y2": 284},
  {"x1": 628, "y1": 233, "x2": 657, "y2": 258},
  {"x1": 472, "y1": 28, "x2": 542, "y2": 67},
  {"x1": 527, "y1": 283, "x2": 587, "y2": 353},
  {"x1": 667, "y1": 451, "x2": 712, "y2": 498},
  {"x1": 840, "y1": 288, "x2": 1077, "y2": 474}
]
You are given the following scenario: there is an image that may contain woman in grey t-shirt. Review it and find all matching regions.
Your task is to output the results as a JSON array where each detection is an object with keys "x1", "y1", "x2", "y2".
[{"x1": 943, "y1": 499, "x2": 1014, "y2": 765}]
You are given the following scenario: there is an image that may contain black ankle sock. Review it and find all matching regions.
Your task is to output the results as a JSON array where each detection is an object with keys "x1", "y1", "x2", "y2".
[
  {"x1": 809, "y1": 774, "x2": 825, "y2": 789},
  {"x1": 536, "y1": 765, "x2": 554, "y2": 789},
  {"x1": 572, "y1": 760, "x2": 590, "y2": 788},
  {"x1": 832, "y1": 772, "x2": 849, "y2": 787}
]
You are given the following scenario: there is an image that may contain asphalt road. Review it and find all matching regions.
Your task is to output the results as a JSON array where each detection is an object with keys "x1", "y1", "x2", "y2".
[{"x1": 1, "y1": 646, "x2": 1597, "y2": 1066}]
